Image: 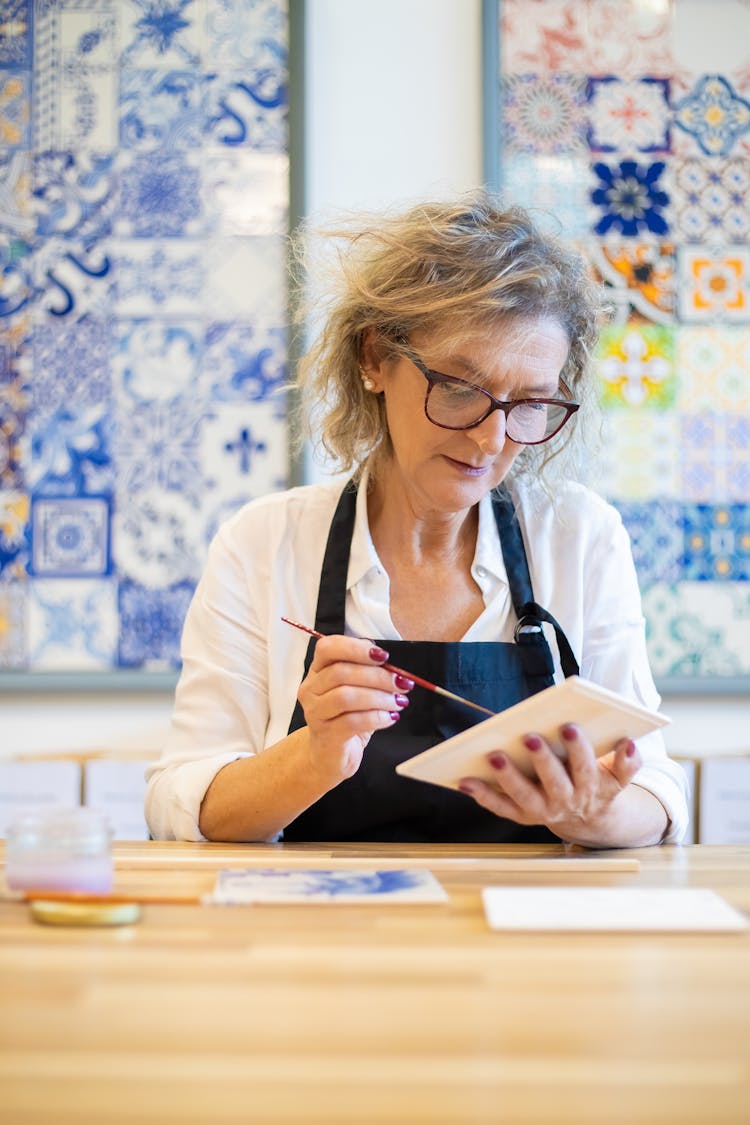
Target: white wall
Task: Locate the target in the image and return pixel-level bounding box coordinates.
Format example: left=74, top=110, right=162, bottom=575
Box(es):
left=1, top=0, right=747, bottom=761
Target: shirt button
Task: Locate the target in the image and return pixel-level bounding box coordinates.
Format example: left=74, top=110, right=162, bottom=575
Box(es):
left=476, top=566, right=487, bottom=579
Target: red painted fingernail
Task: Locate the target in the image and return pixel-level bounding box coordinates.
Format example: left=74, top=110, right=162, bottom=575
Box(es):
left=458, top=782, right=476, bottom=795
left=523, top=734, right=542, bottom=751
left=625, top=739, right=636, bottom=758
left=488, top=752, right=506, bottom=770
left=388, top=711, right=401, bottom=723
left=394, top=694, right=410, bottom=709
left=369, top=646, right=389, bottom=663
left=394, top=674, right=414, bottom=691
left=561, top=723, right=577, bottom=741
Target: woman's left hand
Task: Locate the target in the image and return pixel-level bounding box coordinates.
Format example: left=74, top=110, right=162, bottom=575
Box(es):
left=457, top=723, right=644, bottom=846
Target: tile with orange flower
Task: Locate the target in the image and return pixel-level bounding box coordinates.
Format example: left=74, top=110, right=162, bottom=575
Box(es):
left=589, top=240, right=675, bottom=325
left=676, top=326, right=750, bottom=411
left=677, top=246, right=750, bottom=322
left=596, top=322, right=676, bottom=408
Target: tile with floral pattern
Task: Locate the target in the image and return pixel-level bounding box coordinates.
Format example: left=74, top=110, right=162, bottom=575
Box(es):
left=676, top=326, right=750, bottom=411
left=116, top=151, right=204, bottom=239
left=27, top=406, right=113, bottom=497
left=112, top=486, right=205, bottom=589
left=642, top=581, right=750, bottom=679
left=201, top=320, right=287, bottom=403
left=597, top=412, right=680, bottom=500
left=672, top=75, right=750, bottom=158
left=680, top=414, right=750, bottom=502
left=29, top=578, right=117, bottom=669
left=596, top=323, right=676, bottom=409
left=613, top=500, right=685, bottom=589
left=501, top=74, right=587, bottom=155
left=112, top=239, right=205, bottom=316
left=119, top=0, right=205, bottom=69
left=677, top=246, right=750, bottom=322
left=681, top=504, right=750, bottom=581
left=32, top=151, right=117, bottom=244
left=588, top=241, right=675, bottom=325
left=32, top=319, right=113, bottom=419
left=590, top=159, right=669, bottom=238
left=500, top=0, right=672, bottom=78
left=672, top=157, right=750, bottom=244
left=29, top=496, right=111, bottom=577
left=117, top=578, right=195, bottom=668
left=587, top=77, right=671, bottom=155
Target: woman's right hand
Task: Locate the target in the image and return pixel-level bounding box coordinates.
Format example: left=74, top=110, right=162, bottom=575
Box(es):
left=297, top=634, right=412, bottom=784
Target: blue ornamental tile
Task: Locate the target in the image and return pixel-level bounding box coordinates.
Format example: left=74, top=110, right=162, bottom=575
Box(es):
left=202, top=320, right=287, bottom=403
left=0, top=492, right=29, bottom=579
left=32, top=151, right=117, bottom=244
left=680, top=413, right=750, bottom=503
left=32, top=319, right=113, bottom=418
left=206, top=70, right=287, bottom=153
left=119, top=68, right=212, bottom=152
left=116, top=151, right=204, bottom=238
left=590, top=160, right=669, bottom=237
left=0, top=1, right=32, bottom=67
left=613, top=500, right=684, bottom=590
left=0, top=68, right=31, bottom=149
left=115, top=318, right=203, bottom=402
left=29, top=495, right=111, bottom=578
left=28, top=406, right=114, bottom=497
left=112, top=486, right=205, bottom=588
left=681, top=504, right=750, bottom=581
left=119, top=0, right=204, bottom=69
left=113, top=397, right=203, bottom=505
left=0, top=578, right=27, bottom=668
left=112, top=239, right=205, bottom=314
left=33, top=1, right=118, bottom=150
left=587, top=77, right=671, bottom=155
left=29, top=577, right=118, bottom=669
left=200, top=401, right=287, bottom=510
left=117, top=577, right=194, bottom=668
left=673, top=76, right=750, bottom=158
left=30, top=237, right=114, bottom=322
left=204, top=0, right=286, bottom=70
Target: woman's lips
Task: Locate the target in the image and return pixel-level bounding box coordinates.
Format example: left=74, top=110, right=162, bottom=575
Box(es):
left=443, top=456, right=491, bottom=476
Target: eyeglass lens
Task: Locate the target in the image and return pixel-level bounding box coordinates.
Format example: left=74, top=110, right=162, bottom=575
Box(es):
left=426, top=380, right=571, bottom=443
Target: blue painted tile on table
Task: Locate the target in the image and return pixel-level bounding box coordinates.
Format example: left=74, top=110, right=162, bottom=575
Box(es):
left=673, top=76, right=750, bottom=158
left=590, top=160, right=670, bottom=237
left=680, top=504, right=750, bottom=581
left=0, top=1, right=32, bottom=67
left=29, top=495, right=111, bottom=578
left=117, top=577, right=195, bottom=668
left=28, top=406, right=114, bottom=497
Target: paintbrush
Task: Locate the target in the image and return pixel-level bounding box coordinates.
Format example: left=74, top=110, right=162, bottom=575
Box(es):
left=281, top=616, right=496, bottom=718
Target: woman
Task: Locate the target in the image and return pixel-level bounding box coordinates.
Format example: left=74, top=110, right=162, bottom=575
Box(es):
left=145, top=194, right=688, bottom=846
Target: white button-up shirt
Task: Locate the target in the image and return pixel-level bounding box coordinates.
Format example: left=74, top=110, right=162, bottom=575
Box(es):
left=145, top=475, right=689, bottom=843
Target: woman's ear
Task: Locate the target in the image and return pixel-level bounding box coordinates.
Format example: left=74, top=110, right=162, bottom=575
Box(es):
left=359, top=327, right=387, bottom=392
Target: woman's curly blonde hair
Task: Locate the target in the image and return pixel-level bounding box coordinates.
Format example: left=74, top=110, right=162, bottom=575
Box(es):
left=292, top=191, right=606, bottom=481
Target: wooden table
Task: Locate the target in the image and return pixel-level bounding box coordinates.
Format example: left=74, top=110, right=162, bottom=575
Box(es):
left=1, top=842, right=749, bottom=1125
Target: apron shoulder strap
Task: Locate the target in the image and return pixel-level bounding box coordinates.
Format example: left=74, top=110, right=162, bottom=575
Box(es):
left=491, top=487, right=580, bottom=679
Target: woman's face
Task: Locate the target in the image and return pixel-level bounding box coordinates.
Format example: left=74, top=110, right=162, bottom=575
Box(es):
left=367, top=315, right=571, bottom=515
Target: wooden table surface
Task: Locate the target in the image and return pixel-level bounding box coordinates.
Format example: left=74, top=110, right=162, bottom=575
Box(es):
left=1, top=842, right=749, bottom=1125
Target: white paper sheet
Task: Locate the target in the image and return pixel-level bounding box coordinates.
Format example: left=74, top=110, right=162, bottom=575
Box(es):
left=481, top=886, right=748, bottom=933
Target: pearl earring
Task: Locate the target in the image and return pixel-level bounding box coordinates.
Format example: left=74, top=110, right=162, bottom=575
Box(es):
left=359, top=366, right=375, bottom=392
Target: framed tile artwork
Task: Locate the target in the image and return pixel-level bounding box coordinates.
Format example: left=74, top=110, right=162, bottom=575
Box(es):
left=0, top=0, right=289, bottom=684
left=485, top=0, right=750, bottom=690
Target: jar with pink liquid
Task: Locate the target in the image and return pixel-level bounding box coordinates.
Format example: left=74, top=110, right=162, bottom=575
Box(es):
left=5, top=808, right=114, bottom=894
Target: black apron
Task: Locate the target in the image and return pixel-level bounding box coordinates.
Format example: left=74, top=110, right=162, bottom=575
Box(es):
left=284, top=480, right=579, bottom=843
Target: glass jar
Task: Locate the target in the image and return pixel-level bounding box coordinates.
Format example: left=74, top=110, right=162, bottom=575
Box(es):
left=5, top=807, right=114, bottom=894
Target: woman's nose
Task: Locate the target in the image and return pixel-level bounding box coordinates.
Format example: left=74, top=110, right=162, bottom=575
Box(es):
left=471, top=406, right=507, bottom=454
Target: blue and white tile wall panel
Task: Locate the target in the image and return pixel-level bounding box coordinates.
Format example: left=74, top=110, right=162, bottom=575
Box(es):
left=0, top=0, right=289, bottom=673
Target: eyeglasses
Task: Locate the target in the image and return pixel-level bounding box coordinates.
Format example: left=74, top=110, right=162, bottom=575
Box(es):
left=404, top=350, right=579, bottom=445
